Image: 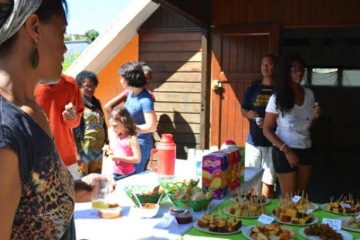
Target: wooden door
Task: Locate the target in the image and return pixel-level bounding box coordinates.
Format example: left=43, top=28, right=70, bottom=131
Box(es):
left=211, top=25, right=279, bottom=148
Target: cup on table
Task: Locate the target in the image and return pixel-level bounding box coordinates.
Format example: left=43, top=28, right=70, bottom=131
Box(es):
left=255, top=117, right=263, bottom=126
left=92, top=180, right=110, bottom=209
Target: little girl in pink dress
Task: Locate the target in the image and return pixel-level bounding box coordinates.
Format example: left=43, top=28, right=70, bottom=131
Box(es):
left=104, top=107, right=141, bottom=180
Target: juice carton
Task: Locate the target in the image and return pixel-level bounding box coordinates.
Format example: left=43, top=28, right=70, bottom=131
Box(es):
left=229, top=146, right=245, bottom=183
left=202, top=152, right=228, bottom=199
left=222, top=148, right=241, bottom=189
left=216, top=150, right=235, bottom=191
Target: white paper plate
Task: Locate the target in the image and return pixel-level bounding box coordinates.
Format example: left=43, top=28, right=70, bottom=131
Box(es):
left=312, top=203, right=320, bottom=211
left=230, top=196, right=271, bottom=205
left=242, top=225, right=257, bottom=240
left=299, top=227, right=354, bottom=240
left=321, top=203, right=359, bottom=215
left=335, top=216, right=360, bottom=233
left=242, top=225, right=295, bottom=240
left=274, top=216, right=319, bottom=226
left=223, top=207, right=263, bottom=219
left=193, top=221, right=242, bottom=235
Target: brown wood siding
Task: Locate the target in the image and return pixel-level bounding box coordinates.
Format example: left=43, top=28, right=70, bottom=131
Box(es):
left=140, top=7, right=200, bottom=30
left=140, top=32, right=203, bottom=159
left=211, top=0, right=360, bottom=27
left=153, top=0, right=211, bottom=26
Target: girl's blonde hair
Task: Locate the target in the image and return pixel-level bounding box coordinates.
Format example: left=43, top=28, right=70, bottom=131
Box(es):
left=108, top=107, right=136, bottom=136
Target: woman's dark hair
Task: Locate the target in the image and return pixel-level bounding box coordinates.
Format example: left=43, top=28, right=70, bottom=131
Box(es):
left=274, top=53, right=306, bottom=115
left=140, top=61, right=152, bottom=81
left=76, top=70, right=99, bottom=87
left=118, top=61, right=147, bottom=88
left=108, top=106, right=136, bottom=136
left=0, top=0, right=68, bottom=53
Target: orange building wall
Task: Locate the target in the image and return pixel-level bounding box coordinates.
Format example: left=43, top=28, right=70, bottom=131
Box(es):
left=96, top=34, right=139, bottom=118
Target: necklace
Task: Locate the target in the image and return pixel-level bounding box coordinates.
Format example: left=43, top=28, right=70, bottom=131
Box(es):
left=0, top=86, right=49, bottom=121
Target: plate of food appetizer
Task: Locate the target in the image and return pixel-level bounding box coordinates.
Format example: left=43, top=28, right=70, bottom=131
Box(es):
left=242, top=223, right=295, bottom=240
left=337, top=216, right=360, bottom=232
left=277, top=194, right=319, bottom=211
left=194, top=213, right=242, bottom=234
left=274, top=215, right=318, bottom=226
left=230, top=192, right=270, bottom=205
left=223, top=201, right=267, bottom=219
left=321, top=197, right=360, bottom=215
left=272, top=194, right=319, bottom=226
left=299, top=223, right=353, bottom=240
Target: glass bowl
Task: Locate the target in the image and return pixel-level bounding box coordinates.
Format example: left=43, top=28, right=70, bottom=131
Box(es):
left=168, top=193, right=212, bottom=211
left=158, top=177, right=200, bottom=193
left=124, top=185, right=164, bottom=204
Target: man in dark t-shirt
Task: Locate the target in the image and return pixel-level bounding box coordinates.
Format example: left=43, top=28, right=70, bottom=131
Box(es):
left=241, top=54, right=277, bottom=198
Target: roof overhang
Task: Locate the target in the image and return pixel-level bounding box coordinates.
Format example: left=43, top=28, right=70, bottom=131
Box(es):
left=65, top=0, right=160, bottom=77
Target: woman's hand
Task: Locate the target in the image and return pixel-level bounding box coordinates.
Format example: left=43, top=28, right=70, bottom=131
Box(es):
left=75, top=174, right=116, bottom=203
left=285, top=150, right=300, bottom=168
left=102, top=145, right=114, bottom=157
left=257, top=118, right=264, bottom=128
left=247, top=110, right=259, bottom=119
left=309, top=106, right=323, bottom=119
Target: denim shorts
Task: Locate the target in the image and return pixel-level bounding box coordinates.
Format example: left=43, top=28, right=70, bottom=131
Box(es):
left=134, top=141, right=153, bottom=174
left=272, top=146, right=313, bottom=173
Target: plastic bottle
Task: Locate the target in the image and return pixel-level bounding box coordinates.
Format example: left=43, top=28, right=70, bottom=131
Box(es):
left=195, top=149, right=203, bottom=178
left=187, top=148, right=195, bottom=176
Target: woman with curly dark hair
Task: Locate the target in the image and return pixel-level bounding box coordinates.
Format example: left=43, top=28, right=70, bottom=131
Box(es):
left=263, top=54, right=322, bottom=197
left=74, top=70, right=108, bottom=177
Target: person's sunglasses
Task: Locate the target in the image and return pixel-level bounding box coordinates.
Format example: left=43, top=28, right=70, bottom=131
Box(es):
left=291, top=67, right=305, bottom=73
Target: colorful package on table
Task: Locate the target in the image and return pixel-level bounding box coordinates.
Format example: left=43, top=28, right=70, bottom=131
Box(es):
left=216, top=149, right=240, bottom=191
left=202, top=152, right=228, bottom=199
left=229, top=146, right=245, bottom=183
left=221, top=148, right=241, bottom=189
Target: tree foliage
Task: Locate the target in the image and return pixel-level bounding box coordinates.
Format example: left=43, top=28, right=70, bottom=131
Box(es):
left=62, top=53, right=81, bottom=71
left=85, top=29, right=100, bottom=42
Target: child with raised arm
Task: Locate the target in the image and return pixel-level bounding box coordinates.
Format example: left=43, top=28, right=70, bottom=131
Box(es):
left=104, top=107, right=141, bottom=180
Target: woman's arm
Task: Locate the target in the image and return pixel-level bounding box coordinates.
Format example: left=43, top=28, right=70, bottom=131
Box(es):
left=263, top=112, right=299, bottom=168
left=263, top=112, right=283, bottom=148
left=0, top=148, right=21, bottom=239
left=97, top=100, right=109, bottom=144
left=241, top=108, right=259, bottom=119
left=104, top=90, right=128, bottom=115
left=111, top=135, right=141, bottom=164
left=136, top=111, right=157, bottom=133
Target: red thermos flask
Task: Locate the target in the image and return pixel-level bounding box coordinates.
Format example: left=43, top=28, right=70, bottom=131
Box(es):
left=149, top=134, right=176, bottom=176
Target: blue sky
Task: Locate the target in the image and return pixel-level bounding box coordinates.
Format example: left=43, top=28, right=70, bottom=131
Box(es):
left=66, top=0, right=132, bottom=34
